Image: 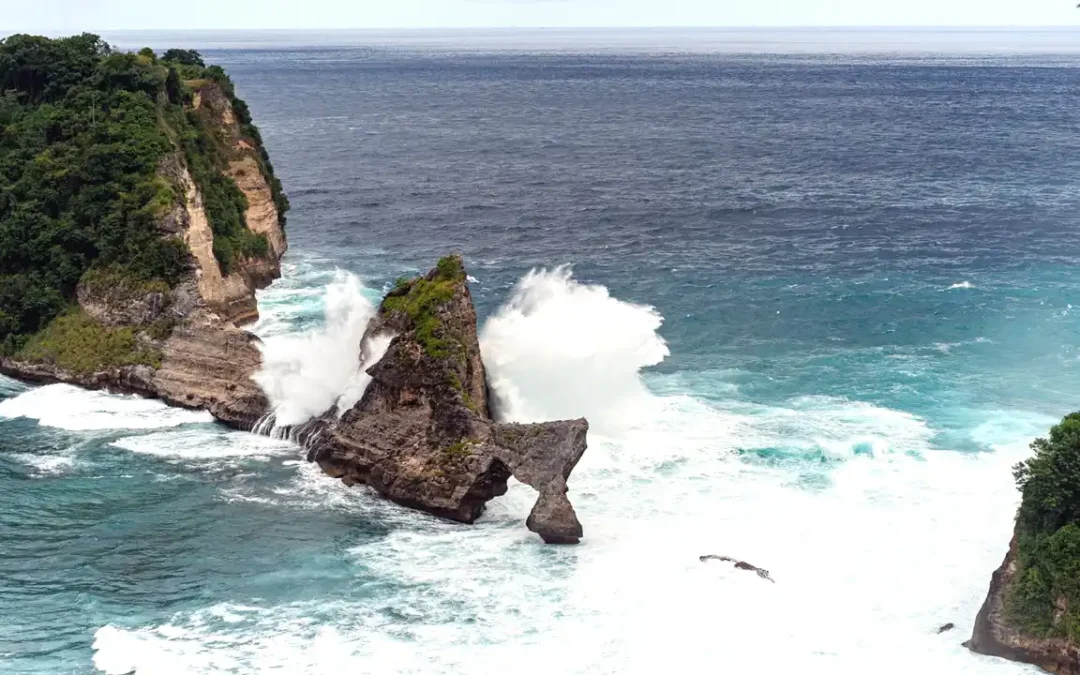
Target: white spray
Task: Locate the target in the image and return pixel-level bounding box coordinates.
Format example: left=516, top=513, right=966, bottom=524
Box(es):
left=90, top=266, right=1036, bottom=675
left=253, top=272, right=391, bottom=428
left=480, top=267, right=670, bottom=433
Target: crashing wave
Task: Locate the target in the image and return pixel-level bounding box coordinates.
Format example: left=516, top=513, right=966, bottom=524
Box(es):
left=0, top=384, right=212, bottom=431
left=480, top=266, right=669, bottom=433
left=253, top=272, right=390, bottom=428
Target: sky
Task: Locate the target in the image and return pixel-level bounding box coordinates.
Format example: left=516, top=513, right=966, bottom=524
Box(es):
left=2, top=0, right=1079, bottom=32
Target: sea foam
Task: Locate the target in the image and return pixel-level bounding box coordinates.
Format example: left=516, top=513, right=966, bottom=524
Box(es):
left=112, top=429, right=296, bottom=468
left=90, top=268, right=1034, bottom=675
left=253, top=271, right=389, bottom=427
left=0, top=384, right=212, bottom=431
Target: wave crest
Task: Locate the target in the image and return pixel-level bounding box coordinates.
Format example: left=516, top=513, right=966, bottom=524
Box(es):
left=480, top=267, right=669, bottom=433
left=253, top=272, right=388, bottom=427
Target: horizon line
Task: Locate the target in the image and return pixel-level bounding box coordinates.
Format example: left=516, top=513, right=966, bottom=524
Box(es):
left=6, top=25, right=1080, bottom=34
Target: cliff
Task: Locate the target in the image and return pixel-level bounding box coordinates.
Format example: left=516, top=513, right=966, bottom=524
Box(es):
left=968, top=414, right=1080, bottom=673
left=0, top=36, right=285, bottom=430
left=305, top=256, right=589, bottom=544
left=0, top=36, right=589, bottom=543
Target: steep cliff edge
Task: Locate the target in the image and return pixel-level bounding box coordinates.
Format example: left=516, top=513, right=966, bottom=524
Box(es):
left=0, top=37, right=285, bottom=430
left=0, top=36, right=588, bottom=542
left=306, top=255, right=589, bottom=544
left=968, top=414, right=1080, bottom=673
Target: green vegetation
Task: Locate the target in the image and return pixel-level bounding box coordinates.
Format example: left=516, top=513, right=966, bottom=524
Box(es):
left=80, top=266, right=170, bottom=299
left=382, top=255, right=467, bottom=360
left=204, top=67, right=290, bottom=229
left=442, top=440, right=475, bottom=462
left=1007, top=413, right=1080, bottom=639
left=0, top=34, right=287, bottom=353
left=17, top=309, right=161, bottom=374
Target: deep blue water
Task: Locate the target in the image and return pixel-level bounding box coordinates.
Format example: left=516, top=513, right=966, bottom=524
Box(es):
left=224, top=48, right=1080, bottom=421
left=3, top=36, right=1079, bottom=674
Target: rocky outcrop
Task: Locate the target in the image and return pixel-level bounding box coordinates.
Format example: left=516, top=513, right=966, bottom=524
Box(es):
left=491, top=421, right=588, bottom=543
left=306, top=256, right=589, bottom=543
left=154, top=306, right=270, bottom=429
left=0, top=86, right=283, bottom=433
left=966, top=534, right=1080, bottom=673
left=700, top=555, right=776, bottom=583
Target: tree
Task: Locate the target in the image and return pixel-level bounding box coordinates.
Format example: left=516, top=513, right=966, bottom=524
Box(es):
left=161, top=49, right=204, bottom=68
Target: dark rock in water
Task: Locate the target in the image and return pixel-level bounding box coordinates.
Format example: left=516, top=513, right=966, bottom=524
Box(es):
left=306, top=255, right=589, bottom=543
left=937, top=623, right=955, bottom=634
left=700, top=554, right=775, bottom=583
left=492, top=421, right=587, bottom=544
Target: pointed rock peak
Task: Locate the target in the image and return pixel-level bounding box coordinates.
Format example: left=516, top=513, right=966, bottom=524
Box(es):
left=377, top=254, right=469, bottom=348
left=306, top=255, right=590, bottom=544
left=362, top=253, right=488, bottom=421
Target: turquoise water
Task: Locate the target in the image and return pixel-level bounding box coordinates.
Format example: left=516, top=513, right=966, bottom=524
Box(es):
left=4, top=34, right=1080, bottom=674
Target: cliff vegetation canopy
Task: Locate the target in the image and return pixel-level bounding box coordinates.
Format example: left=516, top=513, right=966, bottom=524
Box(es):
left=1008, top=412, right=1080, bottom=640
left=0, top=34, right=288, bottom=354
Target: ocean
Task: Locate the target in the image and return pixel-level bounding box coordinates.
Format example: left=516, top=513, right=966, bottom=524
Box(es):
left=2, top=29, right=1079, bottom=674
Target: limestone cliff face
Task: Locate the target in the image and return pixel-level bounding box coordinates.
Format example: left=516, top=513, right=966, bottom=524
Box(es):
left=968, top=534, right=1080, bottom=673
left=189, top=80, right=287, bottom=324
left=154, top=304, right=270, bottom=429
left=305, top=256, right=589, bottom=544
left=173, top=161, right=259, bottom=324
left=0, top=85, right=283, bottom=432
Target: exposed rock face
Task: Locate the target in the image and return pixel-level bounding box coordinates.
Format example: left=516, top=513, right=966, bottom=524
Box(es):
left=189, top=80, right=287, bottom=325
left=175, top=161, right=259, bottom=325
left=76, top=279, right=168, bottom=328
left=306, top=256, right=589, bottom=543
left=154, top=306, right=270, bottom=429
left=0, top=86, right=283, bottom=433
left=967, top=534, right=1080, bottom=673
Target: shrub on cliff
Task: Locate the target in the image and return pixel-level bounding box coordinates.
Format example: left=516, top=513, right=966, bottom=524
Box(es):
left=1015, top=414, right=1080, bottom=535
left=383, top=255, right=467, bottom=360
left=18, top=310, right=161, bottom=373
left=1008, top=413, right=1080, bottom=639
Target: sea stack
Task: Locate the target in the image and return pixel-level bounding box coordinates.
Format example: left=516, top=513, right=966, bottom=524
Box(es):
left=305, top=255, right=590, bottom=544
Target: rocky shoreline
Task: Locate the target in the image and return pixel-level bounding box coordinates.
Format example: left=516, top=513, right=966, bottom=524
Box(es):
left=1, top=255, right=592, bottom=543
left=966, top=413, right=1080, bottom=674
left=1, top=75, right=283, bottom=433
left=966, top=535, right=1080, bottom=674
